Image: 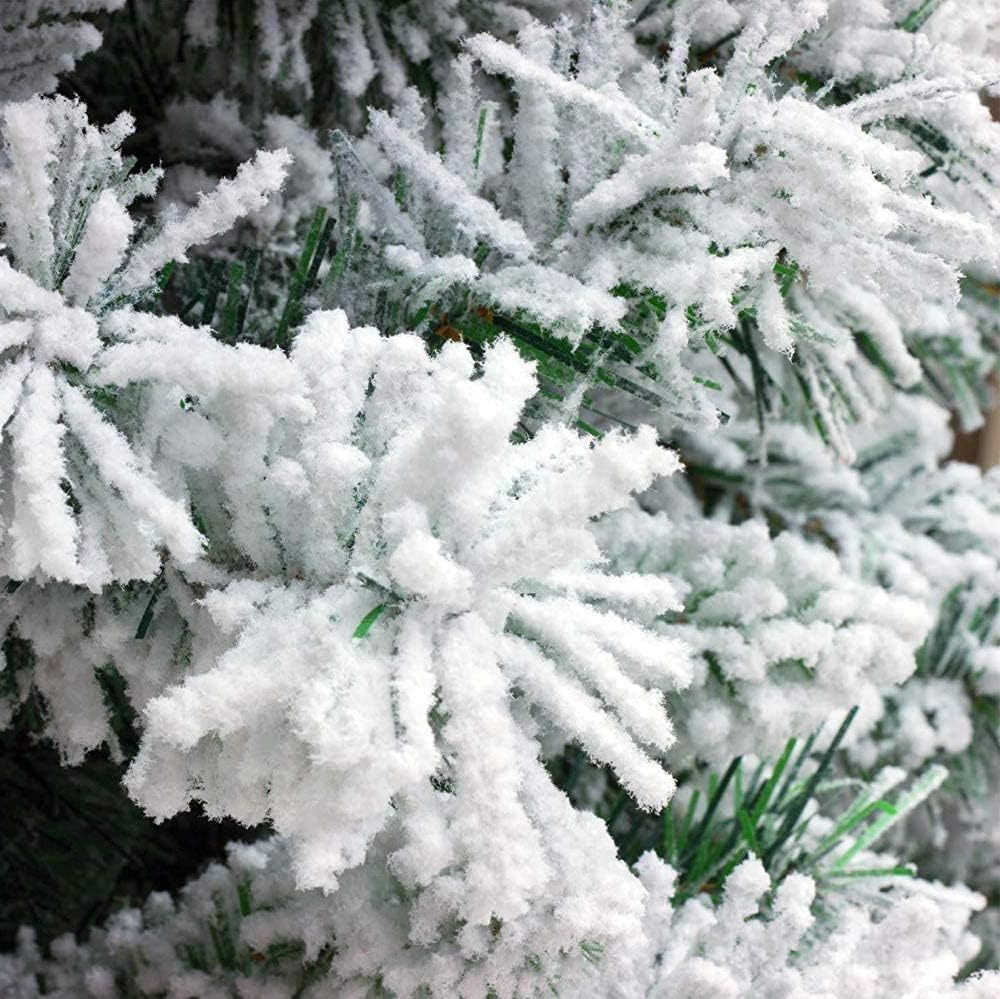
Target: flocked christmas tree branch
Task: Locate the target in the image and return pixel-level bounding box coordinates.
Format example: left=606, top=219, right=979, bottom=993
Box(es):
left=0, top=1, right=998, bottom=996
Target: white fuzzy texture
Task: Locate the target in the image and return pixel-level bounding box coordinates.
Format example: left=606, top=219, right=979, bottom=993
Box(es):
left=117, top=312, right=688, bottom=974
left=0, top=3, right=124, bottom=105
left=61, top=189, right=134, bottom=305
left=345, top=1, right=997, bottom=433
left=2, top=836, right=996, bottom=999
left=581, top=853, right=998, bottom=998
left=0, top=97, right=292, bottom=587
left=369, top=109, right=535, bottom=260
left=0, top=831, right=646, bottom=998
left=689, top=390, right=1000, bottom=777
left=598, top=504, right=929, bottom=762
left=0, top=97, right=56, bottom=283
left=115, top=148, right=291, bottom=297
left=6, top=366, right=79, bottom=582
left=0, top=3, right=998, bottom=993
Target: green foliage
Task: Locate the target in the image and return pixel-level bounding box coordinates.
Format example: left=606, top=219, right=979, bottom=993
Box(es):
left=555, top=706, right=952, bottom=908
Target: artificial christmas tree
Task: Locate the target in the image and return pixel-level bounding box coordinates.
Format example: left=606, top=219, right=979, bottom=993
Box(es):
left=0, top=1, right=998, bottom=996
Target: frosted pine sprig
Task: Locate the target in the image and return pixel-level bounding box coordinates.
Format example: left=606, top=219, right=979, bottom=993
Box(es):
left=122, top=312, right=690, bottom=929
left=581, top=851, right=999, bottom=998
left=597, top=501, right=929, bottom=763
left=0, top=831, right=638, bottom=997
left=3, top=830, right=996, bottom=999
left=0, top=569, right=233, bottom=763
left=0, top=2, right=124, bottom=105
left=0, top=2, right=997, bottom=994
left=673, top=390, right=1000, bottom=777
left=0, top=96, right=291, bottom=589
left=327, top=0, right=995, bottom=440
